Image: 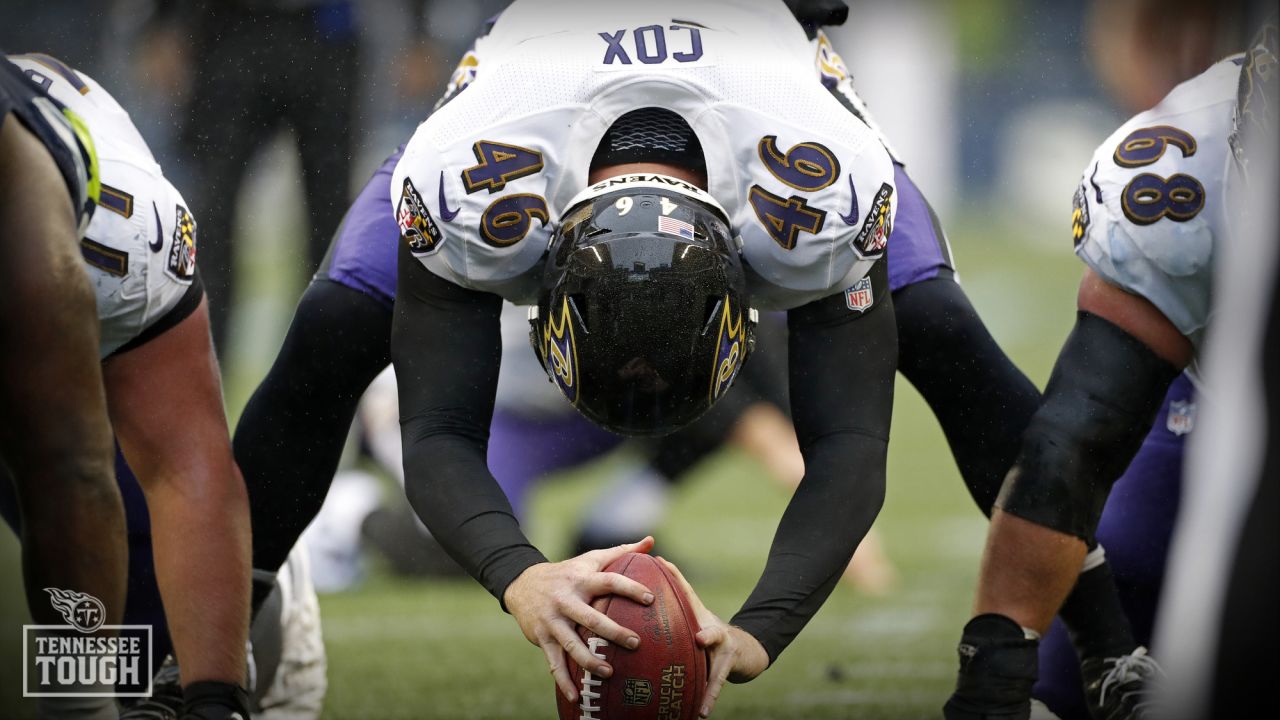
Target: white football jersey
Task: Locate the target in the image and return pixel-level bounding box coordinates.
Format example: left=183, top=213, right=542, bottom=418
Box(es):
left=392, top=0, right=897, bottom=310
left=1072, top=55, right=1242, bottom=353
left=11, top=55, right=199, bottom=358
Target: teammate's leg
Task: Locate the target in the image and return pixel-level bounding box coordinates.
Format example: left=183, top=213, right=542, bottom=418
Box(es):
left=893, top=277, right=1041, bottom=510
left=1034, top=377, right=1189, bottom=719
left=886, top=159, right=1042, bottom=512
left=489, top=410, right=625, bottom=517
left=114, top=452, right=177, bottom=675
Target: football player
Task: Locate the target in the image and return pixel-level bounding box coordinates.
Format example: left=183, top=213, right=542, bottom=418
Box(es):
left=1030, top=2, right=1236, bottom=716
left=234, top=1, right=1167, bottom=713
left=231, top=1, right=1044, bottom=713
left=0, top=52, right=126, bottom=718
left=3, top=54, right=253, bottom=720
left=943, top=22, right=1279, bottom=720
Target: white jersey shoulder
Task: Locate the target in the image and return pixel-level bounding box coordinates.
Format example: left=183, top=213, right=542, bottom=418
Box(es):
left=11, top=55, right=197, bottom=358
left=1072, top=55, right=1241, bottom=352
left=392, top=0, right=897, bottom=310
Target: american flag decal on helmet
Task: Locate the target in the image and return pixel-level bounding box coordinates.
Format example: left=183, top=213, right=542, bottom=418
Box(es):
left=657, top=215, right=695, bottom=240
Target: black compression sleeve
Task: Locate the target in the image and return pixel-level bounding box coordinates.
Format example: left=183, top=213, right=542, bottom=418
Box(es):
left=391, top=243, right=547, bottom=605
left=730, top=262, right=896, bottom=662
left=997, top=311, right=1182, bottom=541
left=234, top=278, right=392, bottom=574
left=893, top=277, right=1042, bottom=515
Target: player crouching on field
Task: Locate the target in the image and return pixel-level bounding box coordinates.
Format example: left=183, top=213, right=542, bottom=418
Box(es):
left=0, top=54, right=253, bottom=719
left=944, top=20, right=1279, bottom=720
left=1, top=52, right=128, bottom=720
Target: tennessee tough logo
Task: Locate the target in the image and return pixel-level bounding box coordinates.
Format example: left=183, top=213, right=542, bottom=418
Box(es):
left=44, top=587, right=105, bottom=633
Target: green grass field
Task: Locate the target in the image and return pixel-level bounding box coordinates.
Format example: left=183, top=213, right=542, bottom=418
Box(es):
left=0, top=204, right=1082, bottom=718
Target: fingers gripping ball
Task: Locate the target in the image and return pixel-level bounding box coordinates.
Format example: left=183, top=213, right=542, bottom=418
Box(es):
left=556, top=553, right=708, bottom=720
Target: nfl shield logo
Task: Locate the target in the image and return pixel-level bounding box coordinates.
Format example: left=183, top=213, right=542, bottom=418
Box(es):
left=845, top=276, right=874, bottom=312
left=622, top=678, right=652, bottom=706
left=1166, top=399, right=1197, bottom=436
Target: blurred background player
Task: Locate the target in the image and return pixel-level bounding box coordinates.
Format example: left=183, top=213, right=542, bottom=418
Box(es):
left=131, top=0, right=506, bottom=357
left=944, top=10, right=1265, bottom=720
left=136, top=0, right=360, bottom=352
left=0, top=52, right=126, bottom=719
left=0, top=53, right=252, bottom=719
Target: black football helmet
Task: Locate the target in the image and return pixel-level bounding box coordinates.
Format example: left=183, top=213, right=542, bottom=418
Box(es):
left=529, top=174, right=756, bottom=436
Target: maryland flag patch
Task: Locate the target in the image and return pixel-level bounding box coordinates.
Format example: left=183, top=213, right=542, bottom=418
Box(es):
left=167, top=204, right=197, bottom=281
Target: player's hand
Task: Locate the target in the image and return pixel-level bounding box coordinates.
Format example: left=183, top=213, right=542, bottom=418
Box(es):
left=657, top=557, right=769, bottom=717
left=504, top=536, right=657, bottom=703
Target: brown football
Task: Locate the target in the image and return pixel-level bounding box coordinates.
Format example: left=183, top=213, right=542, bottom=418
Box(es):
left=556, top=553, right=708, bottom=720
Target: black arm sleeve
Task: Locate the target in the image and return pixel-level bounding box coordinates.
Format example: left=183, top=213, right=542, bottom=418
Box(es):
left=391, top=242, right=547, bottom=605
left=893, top=277, right=1042, bottom=515
left=730, top=261, right=896, bottom=662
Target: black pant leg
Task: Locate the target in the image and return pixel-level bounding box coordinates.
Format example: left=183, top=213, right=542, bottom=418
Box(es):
left=285, top=32, right=357, bottom=275
left=181, top=11, right=278, bottom=352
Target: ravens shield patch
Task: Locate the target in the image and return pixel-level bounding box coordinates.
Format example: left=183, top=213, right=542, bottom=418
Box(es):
left=397, top=177, right=443, bottom=254
left=853, top=182, right=892, bottom=258
left=167, top=204, right=197, bottom=282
